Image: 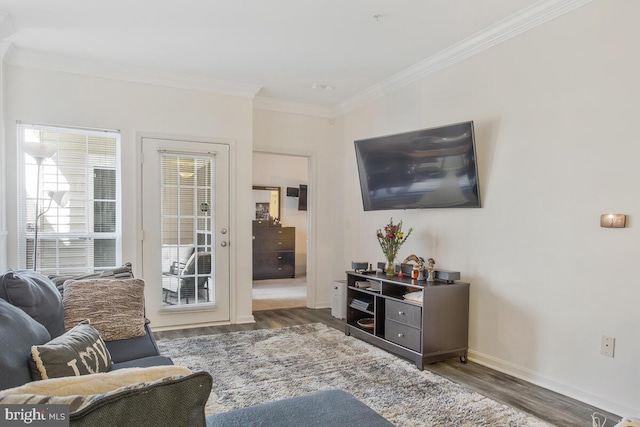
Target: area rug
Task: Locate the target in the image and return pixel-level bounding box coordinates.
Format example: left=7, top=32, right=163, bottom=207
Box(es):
left=157, top=323, right=550, bottom=427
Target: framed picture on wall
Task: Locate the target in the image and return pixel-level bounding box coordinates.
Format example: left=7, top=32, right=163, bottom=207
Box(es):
left=256, top=203, right=270, bottom=220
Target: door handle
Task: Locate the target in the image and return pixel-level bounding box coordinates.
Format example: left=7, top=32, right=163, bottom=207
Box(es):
left=220, top=241, right=228, bottom=247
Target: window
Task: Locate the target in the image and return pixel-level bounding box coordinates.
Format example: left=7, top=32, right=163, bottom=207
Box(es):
left=17, top=124, right=122, bottom=274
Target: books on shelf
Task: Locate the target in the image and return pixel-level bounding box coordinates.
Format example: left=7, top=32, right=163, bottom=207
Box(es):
left=403, top=291, right=423, bottom=305
left=349, top=298, right=371, bottom=311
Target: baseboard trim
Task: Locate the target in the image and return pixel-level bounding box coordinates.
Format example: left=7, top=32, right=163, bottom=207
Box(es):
left=312, top=301, right=331, bottom=310
left=235, top=314, right=256, bottom=324
left=468, top=349, right=632, bottom=417
left=152, top=320, right=231, bottom=332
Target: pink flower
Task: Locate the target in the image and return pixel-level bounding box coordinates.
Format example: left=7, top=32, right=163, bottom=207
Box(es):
left=375, top=218, right=413, bottom=262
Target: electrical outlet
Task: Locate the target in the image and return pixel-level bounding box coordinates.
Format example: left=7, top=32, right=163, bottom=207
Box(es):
left=601, top=335, right=615, bottom=358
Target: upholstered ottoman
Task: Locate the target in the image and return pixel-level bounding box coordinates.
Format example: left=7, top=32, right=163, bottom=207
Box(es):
left=206, top=389, right=393, bottom=427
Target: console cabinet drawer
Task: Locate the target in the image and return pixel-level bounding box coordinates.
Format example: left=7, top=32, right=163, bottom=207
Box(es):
left=385, top=320, right=421, bottom=352
left=385, top=300, right=421, bottom=329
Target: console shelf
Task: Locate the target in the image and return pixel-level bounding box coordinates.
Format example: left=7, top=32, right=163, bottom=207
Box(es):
left=345, top=271, right=469, bottom=370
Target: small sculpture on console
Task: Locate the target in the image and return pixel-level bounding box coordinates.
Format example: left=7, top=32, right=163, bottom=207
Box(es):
left=402, top=254, right=427, bottom=281
left=426, top=258, right=436, bottom=282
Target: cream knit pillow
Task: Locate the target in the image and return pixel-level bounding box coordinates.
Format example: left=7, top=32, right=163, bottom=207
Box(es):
left=63, top=279, right=146, bottom=341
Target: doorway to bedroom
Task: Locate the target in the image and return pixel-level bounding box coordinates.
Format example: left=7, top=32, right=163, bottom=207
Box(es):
left=252, top=152, right=308, bottom=312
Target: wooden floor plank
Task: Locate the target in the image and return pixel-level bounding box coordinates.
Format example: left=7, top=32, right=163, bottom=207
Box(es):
left=154, top=307, right=618, bottom=427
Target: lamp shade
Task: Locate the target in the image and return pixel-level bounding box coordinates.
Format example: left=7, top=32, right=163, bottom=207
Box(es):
left=47, top=191, right=70, bottom=208
left=23, top=142, right=57, bottom=160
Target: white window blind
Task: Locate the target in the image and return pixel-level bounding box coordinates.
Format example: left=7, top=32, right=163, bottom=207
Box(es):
left=160, top=153, right=214, bottom=305
left=17, top=123, right=122, bottom=274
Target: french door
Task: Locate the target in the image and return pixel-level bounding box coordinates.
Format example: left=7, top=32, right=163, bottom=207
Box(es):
left=141, top=137, right=230, bottom=328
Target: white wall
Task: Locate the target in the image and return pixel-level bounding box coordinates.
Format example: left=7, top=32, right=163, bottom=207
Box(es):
left=253, top=152, right=308, bottom=276
left=4, top=65, right=256, bottom=325
left=339, top=0, right=639, bottom=416
left=0, top=50, right=7, bottom=272
left=253, top=110, right=339, bottom=308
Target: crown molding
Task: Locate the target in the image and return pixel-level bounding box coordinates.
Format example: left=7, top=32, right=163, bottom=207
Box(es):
left=5, top=48, right=262, bottom=99
left=253, top=96, right=333, bottom=118
left=6, top=47, right=329, bottom=117
left=2, top=0, right=594, bottom=116
left=333, top=0, right=595, bottom=116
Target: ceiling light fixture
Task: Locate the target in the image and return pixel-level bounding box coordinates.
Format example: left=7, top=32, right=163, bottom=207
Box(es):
left=311, top=83, right=333, bottom=91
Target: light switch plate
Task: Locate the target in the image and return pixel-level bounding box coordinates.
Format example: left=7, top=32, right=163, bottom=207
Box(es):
left=600, top=214, right=626, bottom=228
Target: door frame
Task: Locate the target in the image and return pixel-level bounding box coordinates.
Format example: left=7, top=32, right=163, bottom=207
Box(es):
left=252, top=148, right=317, bottom=309
left=136, top=132, right=238, bottom=328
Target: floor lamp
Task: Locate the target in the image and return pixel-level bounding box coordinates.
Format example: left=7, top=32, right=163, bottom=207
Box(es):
left=23, top=142, right=69, bottom=271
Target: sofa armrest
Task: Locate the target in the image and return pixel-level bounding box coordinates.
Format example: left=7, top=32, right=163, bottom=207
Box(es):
left=0, top=366, right=192, bottom=396
left=0, top=367, right=212, bottom=427
left=70, top=371, right=212, bottom=427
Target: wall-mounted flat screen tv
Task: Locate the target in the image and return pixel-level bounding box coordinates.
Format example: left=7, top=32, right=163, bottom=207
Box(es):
left=354, top=121, right=481, bottom=211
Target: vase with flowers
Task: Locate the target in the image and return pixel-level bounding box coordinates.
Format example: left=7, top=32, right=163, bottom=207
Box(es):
left=376, top=218, right=413, bottom=277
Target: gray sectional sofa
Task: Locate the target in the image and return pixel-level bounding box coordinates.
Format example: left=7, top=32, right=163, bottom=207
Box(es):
left=0, top=269, right=211, bottom=426
left=0, top=269, right=173, bottom=390
left=0, top=269, right=393, bottom=427
left=205, top=389, right=394, bottom=427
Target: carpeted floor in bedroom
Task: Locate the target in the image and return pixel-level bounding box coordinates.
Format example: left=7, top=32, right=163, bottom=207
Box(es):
left=252, top=276, right=306, bottom=311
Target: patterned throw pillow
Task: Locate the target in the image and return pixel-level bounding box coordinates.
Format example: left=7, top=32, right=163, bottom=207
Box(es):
left=62, top=278, right=146, bottom=341
left=30, top=322, right=113, bottom=380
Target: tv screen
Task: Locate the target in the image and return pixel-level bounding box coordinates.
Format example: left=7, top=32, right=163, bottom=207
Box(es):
left=354, top=121, right=480, bottom=211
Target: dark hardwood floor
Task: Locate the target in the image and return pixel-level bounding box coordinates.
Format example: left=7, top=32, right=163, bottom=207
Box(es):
left=154, top=307, right=619, bottom=427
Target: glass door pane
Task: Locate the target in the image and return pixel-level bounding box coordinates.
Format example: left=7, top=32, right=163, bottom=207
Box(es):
left=160, top=154, right=214, bottom=306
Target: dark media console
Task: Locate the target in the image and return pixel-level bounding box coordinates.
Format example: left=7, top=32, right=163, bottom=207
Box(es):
left=345, top=271, right=469, bottom=369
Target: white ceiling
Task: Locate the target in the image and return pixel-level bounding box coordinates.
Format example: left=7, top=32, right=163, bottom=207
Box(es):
left=0, top=1, right=590, bottom=115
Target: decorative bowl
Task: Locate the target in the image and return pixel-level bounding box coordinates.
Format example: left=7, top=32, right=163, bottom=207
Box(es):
left=357, top=318, right=375, bottom=330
